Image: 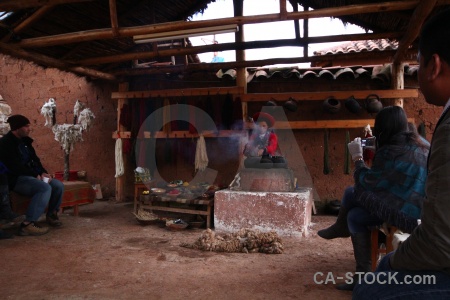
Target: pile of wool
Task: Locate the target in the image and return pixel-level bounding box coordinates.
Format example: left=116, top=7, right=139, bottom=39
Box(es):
left=180, top=228, right=283, bottom=254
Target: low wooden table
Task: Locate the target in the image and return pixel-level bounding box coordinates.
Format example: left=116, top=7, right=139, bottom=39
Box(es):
left=139, top=194, right=214, bottom=229
left=134, top=182, right=155, bottom=213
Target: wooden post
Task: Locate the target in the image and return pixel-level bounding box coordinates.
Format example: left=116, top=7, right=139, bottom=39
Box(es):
left=115, top=82, right=129, bottom=202
left=391, top=62, right=404, bottom=107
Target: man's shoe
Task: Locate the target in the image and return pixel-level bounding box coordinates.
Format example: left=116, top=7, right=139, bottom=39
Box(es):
left=0, top=229, right=14, bottom=239
left=19, top=222, right=49, bottom=236
left=0, top=215, right=26, bottom=229
left=46, top=213, right=62, bottom=227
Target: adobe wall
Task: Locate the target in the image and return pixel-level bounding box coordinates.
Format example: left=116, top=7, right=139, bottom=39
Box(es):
left=0, top=54, right=442, bottom=207
left=0, top=54, right=117, bottom=198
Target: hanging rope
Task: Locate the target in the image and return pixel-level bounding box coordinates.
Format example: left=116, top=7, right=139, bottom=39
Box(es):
left=115, top=138, right=124, bottom=177
left=195, top=134, right=208, bottom=172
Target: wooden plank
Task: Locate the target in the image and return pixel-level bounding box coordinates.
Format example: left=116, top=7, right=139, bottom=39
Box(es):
left=111, top=86, right=244, bottom=99
left=393, top=0, right=438, bottom=64
left=240, top=89, right=418, bottom=102
left=141, top=205, right=209, bottom=216
left=16, top=1, right=427, bottom=48
left=112, top=118, right=415, bottom=138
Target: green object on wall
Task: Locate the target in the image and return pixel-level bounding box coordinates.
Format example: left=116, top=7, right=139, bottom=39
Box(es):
left=323, top=130, right=330, bottom=174
left=344, top=131, right=351, bottom=174
left=418, top=122, right=426, bottom=139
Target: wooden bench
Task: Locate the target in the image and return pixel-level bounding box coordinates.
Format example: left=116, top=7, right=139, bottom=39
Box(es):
left=370, top=224, right=397, bottom=271
left=10, top=180, right=96, bottom=216
left=139, top=194, right=214, bottom=229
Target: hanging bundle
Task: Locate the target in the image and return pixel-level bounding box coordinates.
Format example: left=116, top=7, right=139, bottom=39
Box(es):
left=195, top=134, right=209, bottom=172
left=77, top=108, right=95, bottom=130
left=73, top=99, right=84, bottom=124
left=40, top=98, right=57, bottom=127
left=115, top=138, right=124, bottom=178
left=52, top=124, right=84, bottom=154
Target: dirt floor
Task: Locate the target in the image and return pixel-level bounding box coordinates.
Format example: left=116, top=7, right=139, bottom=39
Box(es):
left=0, top=200, right=355, bottom=300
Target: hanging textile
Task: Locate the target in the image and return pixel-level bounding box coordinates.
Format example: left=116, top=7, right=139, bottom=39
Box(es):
left=115, top=138, right=124, bottom=177
left=195, top=134, right=209, bottom=172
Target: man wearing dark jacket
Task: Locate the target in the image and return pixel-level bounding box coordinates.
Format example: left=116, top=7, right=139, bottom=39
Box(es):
left=0, top=115, right=64, bottom=236
left=0, top=162, right=25, bottom=239
left=353, top=8, right=450, bottom=299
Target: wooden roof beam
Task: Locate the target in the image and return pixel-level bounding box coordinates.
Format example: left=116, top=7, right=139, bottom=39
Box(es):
left=0, top=42, right=117, bottom=81
left=1, top=4, right=55, bottom=43
left=393, top=0, right=438, bottom=64
left=109, top=0, right=119, bottom=38
left=15, top=0, right=439, bottom=48
left=77, top=31, right=403, bottom=66
left=0, top=0, right=96, bottom=11
left=111, top=49, right=418, bottom=77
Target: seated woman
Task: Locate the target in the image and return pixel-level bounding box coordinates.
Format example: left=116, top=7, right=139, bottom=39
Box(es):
left=317, top=106, right=429, bottom=290
left=243, top=112, right=286, bottom=169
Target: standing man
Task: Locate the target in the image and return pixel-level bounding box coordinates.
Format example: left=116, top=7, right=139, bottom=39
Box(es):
left=353, top=8, right=450, bottom=299
left=0, top=114, right=64, bottom=236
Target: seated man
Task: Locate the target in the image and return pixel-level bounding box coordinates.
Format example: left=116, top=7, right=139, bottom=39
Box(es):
left=0, top=115, right=64, bottom=236
left=243, top=112, right=287, bottom=169
left=0, top=163, right=25, bottom=239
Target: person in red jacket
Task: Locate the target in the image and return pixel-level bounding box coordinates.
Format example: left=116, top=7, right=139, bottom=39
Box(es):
left=243, top=112, right=286, bottom=168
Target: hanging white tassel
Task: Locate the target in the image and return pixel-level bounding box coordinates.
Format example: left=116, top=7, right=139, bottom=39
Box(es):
left=40, top=98, right=56, bottom=127
left=195, top=134, right=208, bottom=172
left=77, top=108, right=95, bottom=130
left=115, top=138, right=124, bottom=177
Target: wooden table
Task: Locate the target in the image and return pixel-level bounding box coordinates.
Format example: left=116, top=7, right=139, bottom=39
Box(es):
left=134, top=182, right=155, bottom=213
left=139, top=194, right=214, bottom=229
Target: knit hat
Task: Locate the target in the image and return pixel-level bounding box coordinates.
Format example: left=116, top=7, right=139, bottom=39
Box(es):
left=7, top=114, right=30, bottom=131
left=252, top=112, right=275, bottom=128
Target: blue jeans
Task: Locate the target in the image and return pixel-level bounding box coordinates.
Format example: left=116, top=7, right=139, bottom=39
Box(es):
left=353, top=252, right=450, bottom=299
left=13, top=176, right=64, bottom=222
left=341, top=186, right=383, bottom=234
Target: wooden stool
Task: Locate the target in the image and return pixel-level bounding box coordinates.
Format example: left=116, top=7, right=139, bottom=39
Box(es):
left=370, top=223, right=397, bottom=271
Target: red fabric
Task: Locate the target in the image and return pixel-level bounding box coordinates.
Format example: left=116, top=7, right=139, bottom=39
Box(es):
left=363, top=132, right=375, bottom=161
left=246, top=132, right=278, bottom=156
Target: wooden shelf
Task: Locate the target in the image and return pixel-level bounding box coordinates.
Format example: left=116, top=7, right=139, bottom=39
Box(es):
left=111, top=86, right=244, bottom=99
left=112, top=130, right=248, bottom=139
left=112, top=118, right=414, bottom=138
left=240, top=89, right=418, bottom=102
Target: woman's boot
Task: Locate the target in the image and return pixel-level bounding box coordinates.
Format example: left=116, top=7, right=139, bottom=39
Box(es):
left=337, top=231, right=372, bottom=291
left=317, top=207, right=350, bottom=239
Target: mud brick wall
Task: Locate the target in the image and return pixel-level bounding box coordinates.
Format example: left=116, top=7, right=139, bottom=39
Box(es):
left=0, top=54, right=117, bottom=198
left=214, top=189, right=312, bottom=236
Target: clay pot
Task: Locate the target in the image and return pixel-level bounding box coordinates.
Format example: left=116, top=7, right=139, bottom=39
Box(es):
left=323, top=97, right=341, bottom=114
left=283, top=97, right=298, bottom=112
left=344, top=96, right=362, bottom=114
left=265, top=100, right=277, bottom=107
left=365, top=94, right=383, bottom=114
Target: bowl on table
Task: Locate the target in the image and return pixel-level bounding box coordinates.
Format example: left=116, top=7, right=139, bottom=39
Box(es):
left=166, top=219, right=188, bottom=231
left=151, top=188, right=166, bottom=195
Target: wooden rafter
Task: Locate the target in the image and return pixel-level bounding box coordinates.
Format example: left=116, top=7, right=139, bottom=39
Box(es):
left=0, top=4, right=56, bottom=43
left=0, top=0, right=96, bottom=11
left=77, top=32, right=403, bottom=66
left=393, top=0, right=438, bottom=63
left=15, top=1, right=430, bottom=48
left=0, top=42, right=116, bottom=80
left=112, top=49, right=418, bottom=77
left=109, top=0, right=119, bottom=38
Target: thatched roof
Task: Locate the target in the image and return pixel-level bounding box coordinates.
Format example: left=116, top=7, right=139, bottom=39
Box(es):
left=0, top=0, right=448, bottom=81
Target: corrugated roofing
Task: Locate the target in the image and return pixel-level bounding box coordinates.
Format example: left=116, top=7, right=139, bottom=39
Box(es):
left=313, top=39, right=399, bottom=56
